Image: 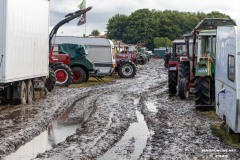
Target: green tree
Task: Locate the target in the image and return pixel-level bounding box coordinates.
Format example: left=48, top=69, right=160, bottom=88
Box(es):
left=154, top=37, right=172, bottom=48
left=106, top=14, right=128, bottom=40
left=91, top=29, right=100, bottom=36
left=107, top=9, right=233, bottom=50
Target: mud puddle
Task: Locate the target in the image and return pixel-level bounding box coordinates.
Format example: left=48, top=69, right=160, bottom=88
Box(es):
left=4, top=100, right=94, bottom=160
left=145, top=101, right=158, bottom=113
left=98, top=110, right=150, bottom=160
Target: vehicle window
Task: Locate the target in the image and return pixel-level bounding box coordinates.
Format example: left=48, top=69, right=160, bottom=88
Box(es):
left=228, top=55, right=235, bottom=82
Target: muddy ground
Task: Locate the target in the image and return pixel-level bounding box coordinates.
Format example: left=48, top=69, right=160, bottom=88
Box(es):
left=0, top=59, right=239, bottom=160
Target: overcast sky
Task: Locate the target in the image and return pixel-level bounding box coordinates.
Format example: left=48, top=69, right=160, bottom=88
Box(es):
left=50, top=0, right=239, bottom=36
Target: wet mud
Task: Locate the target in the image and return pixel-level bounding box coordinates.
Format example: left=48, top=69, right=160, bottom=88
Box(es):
left=1, top=59, right=239, bottom=160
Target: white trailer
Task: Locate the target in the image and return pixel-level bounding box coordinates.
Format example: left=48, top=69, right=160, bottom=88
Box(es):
left=0, top=0, right=50, bottom=104
left=54, top=36, right=116, bottom=76
left=215, top=26, right=240, bottom=133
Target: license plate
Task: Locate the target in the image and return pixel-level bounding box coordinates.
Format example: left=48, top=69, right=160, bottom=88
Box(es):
left=169, top=67, right=177, bottom=71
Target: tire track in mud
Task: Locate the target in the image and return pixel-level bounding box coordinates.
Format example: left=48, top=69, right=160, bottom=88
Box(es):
left=138, top=80, right=240, bottom=159
left=34, top=59, right=166, bottom=159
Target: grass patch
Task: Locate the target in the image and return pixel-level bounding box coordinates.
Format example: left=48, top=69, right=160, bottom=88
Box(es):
left=211, top=123, right=240, bottom=149
left=69, top=75, right=120, bottom=88
left=197, top=110, right=220, bottom=119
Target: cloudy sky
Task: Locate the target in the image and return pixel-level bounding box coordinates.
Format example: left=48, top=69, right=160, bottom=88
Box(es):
left=50, top=0, right=239, bottom=36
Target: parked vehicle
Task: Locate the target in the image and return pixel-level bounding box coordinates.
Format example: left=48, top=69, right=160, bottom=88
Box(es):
left=52, top=43, right=98, bottom=83
left=215, top=26, right=240, bottom=134
left=177, top=18, right=236, bottom=108
left=115, top=49, right=137, bottom=78
left=0, top=0, right=51, bottom=104
left=49, top=7, right=93, bottom=86
left=168, top=39, right=186, bottom=95
left=55, top=36, right=116, bottom=77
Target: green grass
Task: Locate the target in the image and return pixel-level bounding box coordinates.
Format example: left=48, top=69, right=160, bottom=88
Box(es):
left=69, top=75, right=119, bottom=88
left=211, top=123, right=240, bottom=149
left=197, top=110, right=220, bottom=119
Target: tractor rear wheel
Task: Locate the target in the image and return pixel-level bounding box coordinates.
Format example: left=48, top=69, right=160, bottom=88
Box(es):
left=71, top=66, right=87, bottom=83
left=52, top=63, right=73, bottom=87
left=195, top=77, right=213, bottom=108
left=178, top=78, right=189, bottom=99
left=118, top=62, right=136, bottom=78
left=168, top=71, right=177, bottom=95
left=178, top=62, right=190, bottom=82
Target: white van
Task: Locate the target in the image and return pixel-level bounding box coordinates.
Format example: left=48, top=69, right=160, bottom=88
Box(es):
left=54, top=36, right=116, bottom=76
left=215, top=26, right=240, bottom=133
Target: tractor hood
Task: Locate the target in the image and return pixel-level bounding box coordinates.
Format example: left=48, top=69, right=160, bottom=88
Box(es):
left=58, top=43, right=88, bottom=60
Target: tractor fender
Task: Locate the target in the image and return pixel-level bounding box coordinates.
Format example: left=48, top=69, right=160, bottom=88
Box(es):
left=49, top=62, right=64, bottom=68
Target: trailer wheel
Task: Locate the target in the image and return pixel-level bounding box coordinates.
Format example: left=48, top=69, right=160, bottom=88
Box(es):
left=178, top=62, right=190, bottom=82
left=45, top=68, right=56, bottom=92
left=168, top=71, right=177, bottom=95
left=118, top=62, right=136, bottom=78
left=26, top=80, right=34, bottom=103
left=178, top=78, right=189, bottom=99
left=71, top=66, right=87, bottom=83
left=19, top=81, right=27, bottom=105
left=195, top=77, right=212, bottom=108
left=52, top=63, right=72, bottom=87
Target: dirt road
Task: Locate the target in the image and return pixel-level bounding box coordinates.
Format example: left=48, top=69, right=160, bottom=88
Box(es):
left=1, top=59, right=239, bottom=160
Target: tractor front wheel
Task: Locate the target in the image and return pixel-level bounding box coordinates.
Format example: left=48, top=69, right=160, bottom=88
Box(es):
left=168, top=71, right=177, bottom=95
left=52, top=63, right=73, bottom=87
left=45, top=68, right=56, bottom=92
left=118, top=62, right=136, bottom=78
left=178, top=78, right=189, bottom=99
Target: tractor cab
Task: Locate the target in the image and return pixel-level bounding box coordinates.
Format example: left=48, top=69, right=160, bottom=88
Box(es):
left=195, top=30, right=216, bottom=77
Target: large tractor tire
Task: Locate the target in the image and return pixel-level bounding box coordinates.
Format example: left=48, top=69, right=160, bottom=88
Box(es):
left=45, top=68, right=56, bottom=92
left=178, top=62, right=190, bottom=82
left=178, top=78, right=189, bottom=99
left=195, top=77, right=213, bottom=108
left=71, top=66, right=87, bottom=84
left=118, top=62, right=136, bottom=78
left=51, top=63, right=73, bottom=87
left=168, top=71, right=177, bottom=95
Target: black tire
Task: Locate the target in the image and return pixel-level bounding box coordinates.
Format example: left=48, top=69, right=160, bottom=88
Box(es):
left=19, top=81, right=27, bottom=105
left=26, top=80, right=34, bottom=103
left=51, top=63, right=73, bottom=87
left=71, top=66, right=87, bottom=83
left=178, top=78, right=189, bottom=99
left=168, top=71, right=177, bottom=95
left=45, top=68, right=56, bottom=92
left=118, top=62, right=136, bottom=78
left=195, top=77, right=213, bottom=107
left=178, top=62, right=190, bottom=82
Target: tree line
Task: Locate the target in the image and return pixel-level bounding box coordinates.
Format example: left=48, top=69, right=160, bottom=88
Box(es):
left=106, top=9, right=232, bottom=50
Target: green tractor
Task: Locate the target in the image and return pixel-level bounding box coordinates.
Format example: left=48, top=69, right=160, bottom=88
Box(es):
left=192, top=18, right=236, bottom=108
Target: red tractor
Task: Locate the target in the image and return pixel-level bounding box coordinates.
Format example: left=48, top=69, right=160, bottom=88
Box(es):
left=48, top=7, right=93, bottom=87
left=168, top=39, right=187, bottom=95
left=115, top=49, right=137, bottom=78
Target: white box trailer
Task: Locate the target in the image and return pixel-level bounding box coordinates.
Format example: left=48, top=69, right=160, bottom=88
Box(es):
left=0, top=0, right=50, bottom=104
left=215, top=26, right=240, bottom=133
left=54, top=36, right=116, bottom=76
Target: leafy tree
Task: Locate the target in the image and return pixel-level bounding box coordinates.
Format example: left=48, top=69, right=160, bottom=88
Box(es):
left=154, top=37, right=172, bottom=48
left=91, top=30, right=100, bottom=36
left=106, top=14, right=128, bottom=40
left=106, top=9, right=233, bottom=50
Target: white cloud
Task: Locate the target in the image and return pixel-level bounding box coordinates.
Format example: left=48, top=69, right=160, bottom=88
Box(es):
left=50, top=0, right=240, bottom=36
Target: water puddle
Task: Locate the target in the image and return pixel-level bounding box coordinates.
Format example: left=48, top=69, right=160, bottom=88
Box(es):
left=4, top=101, right=94, bottom=160
left=98, top=111, right=150, bottom=160
left=146, top=101, right=158, bottom=113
